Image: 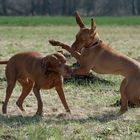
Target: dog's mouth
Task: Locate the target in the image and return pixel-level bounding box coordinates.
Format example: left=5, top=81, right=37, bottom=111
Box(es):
left=71, top=42, right=79, bottom=52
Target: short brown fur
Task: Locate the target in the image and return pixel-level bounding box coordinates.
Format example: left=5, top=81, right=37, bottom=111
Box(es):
left=49, top=11, right=140, bottom=113
left=0, top=52, right=71, bottom=115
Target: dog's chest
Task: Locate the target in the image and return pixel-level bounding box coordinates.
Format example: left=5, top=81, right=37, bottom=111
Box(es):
left=37, top=73, right=60, bottom=89
left=38, top=76, right=55, bottom=89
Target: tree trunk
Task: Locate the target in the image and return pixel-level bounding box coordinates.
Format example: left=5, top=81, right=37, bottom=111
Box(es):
left=42, top=0, right=47, bottom=15
left=1, top=0, right=7, bottom=15
left=62, top=0, right=66, bottom=15
left=30, top=0, right=35, bottom=15
left=132, top=0, right=138, bottom=15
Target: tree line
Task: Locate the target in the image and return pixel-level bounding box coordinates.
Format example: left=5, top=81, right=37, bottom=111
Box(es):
left=0, top=0, right=140, bottom=16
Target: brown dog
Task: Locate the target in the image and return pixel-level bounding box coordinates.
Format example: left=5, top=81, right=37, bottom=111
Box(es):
left=0, top=52, right=71, bottom=115
left=49, top=11, right=140, bottom=113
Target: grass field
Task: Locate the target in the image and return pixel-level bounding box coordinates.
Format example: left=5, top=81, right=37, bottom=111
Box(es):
left=0, top=16, right=140, bottom=26
left=0, top=17, right=140, bottom=139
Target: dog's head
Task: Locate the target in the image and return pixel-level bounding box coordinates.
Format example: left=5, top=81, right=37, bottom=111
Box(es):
left=71, top=11, right=99, bottom=52
left=43, top=52, right=72, bottom=77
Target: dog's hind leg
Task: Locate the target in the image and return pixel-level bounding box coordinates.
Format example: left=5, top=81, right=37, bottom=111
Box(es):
left=2, top=65, right=17, bottom=114
left=33, top=85, right=43, bottom=115
left=120, top=78, right=128, bottom=113
left=2, top=79, right=16, bottom=114
left=16, top=79, right=33, bottom=112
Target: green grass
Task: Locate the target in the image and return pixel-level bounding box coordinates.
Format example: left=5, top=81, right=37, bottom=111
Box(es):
left=0, top=16, right=140, bottom=26
left=0, top=23, right=140, bottom=139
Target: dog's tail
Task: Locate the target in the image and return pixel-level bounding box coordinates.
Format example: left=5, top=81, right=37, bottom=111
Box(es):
left=0, top=60, right=8, bottom=65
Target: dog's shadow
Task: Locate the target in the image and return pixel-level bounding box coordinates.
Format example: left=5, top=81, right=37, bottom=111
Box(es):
left=64, top=72, right=114, bottom=86
left=64, top=61, right=114, bottom=85
left=0, top=110, right=121, bottom=126
left=45, top=110, right=121, bottom=125
left=0, top=114, right=42, bottom=126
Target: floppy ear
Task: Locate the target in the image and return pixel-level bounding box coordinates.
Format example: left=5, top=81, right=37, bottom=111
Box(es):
left=75, top=11, right=86, bottom=28
left=42, top=55, right=58, bottom=70
left=53, top=53, right=66, bottom=63
left=42, top=56, right=51, bottom=69
left=49, top=55, right=60, bottom=67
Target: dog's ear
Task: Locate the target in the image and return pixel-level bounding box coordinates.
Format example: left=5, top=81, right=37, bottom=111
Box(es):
left=53, top=53, right=66, bottom=64
left=90, top=18, right=96, bottom=31
left=42, top=55, right=58, bottom=69
left=42, top=56, right=58, bottom=75
left=42, top=56, right=51, bottom=69
left=75, top=11, right=86, bottom=28
left=90, top=18, right=97, bottom=38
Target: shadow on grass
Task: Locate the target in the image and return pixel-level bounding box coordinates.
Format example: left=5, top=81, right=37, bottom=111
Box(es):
left=0, top=110, right=121, bottom=126
left=63, top=61, right=115, bottom=86
left=45, top=110, right=121, bottom=125
left=0, top=114, right=42, bottom=126
left=0, top=77, right=6, bottom=81
left=110, top=99, right=136, bottom=108
left=64, top=73, right=114, bottom=86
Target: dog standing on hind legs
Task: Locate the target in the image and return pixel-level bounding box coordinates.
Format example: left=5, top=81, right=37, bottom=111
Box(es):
left=0, top=52, right=71, bottom=115
left=49, top=11, right=140, bottom=113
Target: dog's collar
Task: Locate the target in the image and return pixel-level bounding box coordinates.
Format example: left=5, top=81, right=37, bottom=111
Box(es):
left=85, top=39, right=102, bottom=49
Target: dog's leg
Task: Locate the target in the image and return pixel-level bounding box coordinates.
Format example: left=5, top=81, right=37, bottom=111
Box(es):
left=49, top=40, right=81, bottom=63
left=55, top=85, right=70, bottom=113
left=120, top=78, right=128, bottom=113
left=16, top=79, right=33, bottom=112
left=2, top=80, right=16, bottom=114
left=33, top=85, right=43, bottom=115
left=59, top=44, right=81, bottom=63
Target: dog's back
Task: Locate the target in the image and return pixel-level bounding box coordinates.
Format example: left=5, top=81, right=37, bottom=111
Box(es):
left=6, top=52, right=43, bottom=81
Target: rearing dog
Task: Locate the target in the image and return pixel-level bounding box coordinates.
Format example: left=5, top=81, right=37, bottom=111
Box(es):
left=49, top=11, right=140, bottom=113
left=0, top=52, right=71, bottom=115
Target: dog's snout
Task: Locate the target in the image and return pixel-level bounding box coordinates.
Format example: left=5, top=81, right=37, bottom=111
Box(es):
left=71, top=46, right=76, bottom=51
left=71, top=41, right=77, bottom=51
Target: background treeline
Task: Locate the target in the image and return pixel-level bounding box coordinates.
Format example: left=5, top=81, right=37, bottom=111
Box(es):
left=0, top=0, right=140, bottom=16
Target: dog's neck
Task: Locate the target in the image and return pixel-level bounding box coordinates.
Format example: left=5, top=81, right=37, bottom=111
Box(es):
left=85, top=33, right=102, bottom=49
left=86, top=39, right=102, bottom=49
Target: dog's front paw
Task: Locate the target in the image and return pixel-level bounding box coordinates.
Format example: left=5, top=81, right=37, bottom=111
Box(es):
left=2, top=102, right=7, bottom=114
left=49, top=40, right=62, bottom=46
left=66, top=109, right=71, bottom=114
left=35, top=111, right=43, bottom=116
left=118, top=108, right=128, bottom=115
